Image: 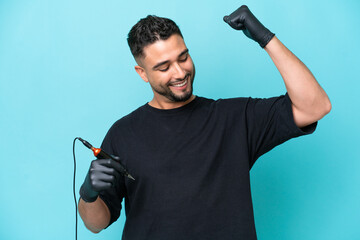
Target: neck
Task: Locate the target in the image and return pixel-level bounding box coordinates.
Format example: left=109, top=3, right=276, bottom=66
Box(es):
left=148, top=95, right=196, bottom=109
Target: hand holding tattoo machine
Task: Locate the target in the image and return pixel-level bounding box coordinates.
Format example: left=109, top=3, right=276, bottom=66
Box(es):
left=77, top=137, right=135, bottom=181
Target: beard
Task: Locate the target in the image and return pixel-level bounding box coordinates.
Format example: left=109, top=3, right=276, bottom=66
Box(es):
left=150, top=64, right=196, bottom=103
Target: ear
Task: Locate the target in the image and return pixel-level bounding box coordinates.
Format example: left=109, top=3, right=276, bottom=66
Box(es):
left=134, top=65, right=149, bottom=83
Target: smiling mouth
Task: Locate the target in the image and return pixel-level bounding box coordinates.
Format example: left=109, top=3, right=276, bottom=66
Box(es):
left=172, top=79, right=187, bottom=87
left=169, top=74, right=190, bottom=87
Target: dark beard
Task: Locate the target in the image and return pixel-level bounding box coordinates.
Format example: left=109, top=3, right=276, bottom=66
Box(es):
left=168, top=88, right=193, bottom=102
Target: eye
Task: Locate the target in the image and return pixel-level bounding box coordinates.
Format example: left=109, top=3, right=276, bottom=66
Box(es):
left=159, top=66, right=169, bottom=72
left=179, top=54, right=188, bottom=62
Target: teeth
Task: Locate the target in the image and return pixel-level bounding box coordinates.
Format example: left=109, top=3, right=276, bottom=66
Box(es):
left=172, top=79, right=187, bottom=87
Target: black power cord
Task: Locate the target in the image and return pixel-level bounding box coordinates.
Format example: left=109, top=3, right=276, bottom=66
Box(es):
left=73, top=137, right=80, bottom=240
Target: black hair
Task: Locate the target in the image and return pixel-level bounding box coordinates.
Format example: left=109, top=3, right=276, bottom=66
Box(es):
left=127, top=15, right=183, bottom=59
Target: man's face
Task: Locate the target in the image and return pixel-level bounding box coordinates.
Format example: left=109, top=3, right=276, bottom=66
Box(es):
left=135, top=34, right=195, bottom=107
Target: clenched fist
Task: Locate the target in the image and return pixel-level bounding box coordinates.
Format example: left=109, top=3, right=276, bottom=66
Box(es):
left=224, top=5, right=275, bottom=48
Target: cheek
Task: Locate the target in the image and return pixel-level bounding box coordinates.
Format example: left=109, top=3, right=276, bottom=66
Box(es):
left=152, top=72, right=172, bottom=85
left=184, top=59, right=194, bottom=72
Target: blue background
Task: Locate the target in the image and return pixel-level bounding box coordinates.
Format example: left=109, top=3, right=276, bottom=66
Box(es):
left=1, top=0, right=359, bottom=239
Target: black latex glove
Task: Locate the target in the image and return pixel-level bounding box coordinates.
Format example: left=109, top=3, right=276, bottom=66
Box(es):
left=223, top=5, right=275, bottom=48
left=80, top=156, right=123, bottom=202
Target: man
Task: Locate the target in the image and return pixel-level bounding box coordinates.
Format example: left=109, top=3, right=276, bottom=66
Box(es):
left=78, top=5, right=331, bottom=240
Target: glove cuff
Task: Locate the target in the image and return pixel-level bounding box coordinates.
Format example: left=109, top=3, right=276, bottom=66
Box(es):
left=80, top=184, right=99, bottom=203
left=259, top=31, right=275, bottom=48
left=80, top=185, right=98, bottom=202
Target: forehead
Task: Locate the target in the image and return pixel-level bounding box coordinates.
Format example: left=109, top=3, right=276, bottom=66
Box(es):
left=142, top=34, right=187, bottom=64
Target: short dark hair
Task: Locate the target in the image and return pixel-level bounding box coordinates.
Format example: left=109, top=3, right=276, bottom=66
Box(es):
left=127, top=15, right=183, bottom=59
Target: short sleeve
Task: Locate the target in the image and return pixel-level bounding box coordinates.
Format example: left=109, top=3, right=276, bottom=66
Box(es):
left=98, top=125, right=126, bottom=228
left=246, top=93, right=317, bottom=167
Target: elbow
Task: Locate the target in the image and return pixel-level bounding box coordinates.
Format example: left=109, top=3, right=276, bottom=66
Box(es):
left=308, top=96, right=332, bottom=121
left=313, top=92, right=332, bottom=118
left=89, top=229, right=101, bottom=234
left=85, top=224, right=104, bottom=234
left=315, top=98, right=331, bottom=121
left=323, top=97, right=332, bottom=116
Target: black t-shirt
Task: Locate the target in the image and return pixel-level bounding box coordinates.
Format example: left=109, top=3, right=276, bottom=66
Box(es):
left=99, top=94, right=317, bottom=240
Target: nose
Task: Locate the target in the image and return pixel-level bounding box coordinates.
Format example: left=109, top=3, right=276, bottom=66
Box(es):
left=172, top=62, right=186, bottom=80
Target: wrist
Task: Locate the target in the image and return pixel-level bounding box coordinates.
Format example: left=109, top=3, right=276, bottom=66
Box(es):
left=259, top=31, right=275, bottom=48
left=80, top=184, right=99, bottom=202
left=79, top=173, right=99, bottom=203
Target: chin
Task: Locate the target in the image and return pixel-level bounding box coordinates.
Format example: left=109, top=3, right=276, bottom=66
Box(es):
left=171, top=89, right=193, bottom=102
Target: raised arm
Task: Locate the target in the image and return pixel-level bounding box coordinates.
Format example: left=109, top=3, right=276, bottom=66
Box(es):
left=224, top=5, right=331, bottom=128
left=264, top=37, right=331, bottom=127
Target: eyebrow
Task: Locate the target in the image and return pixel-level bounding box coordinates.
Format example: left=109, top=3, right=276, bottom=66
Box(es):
left=152, top=49, right=189, bottom=70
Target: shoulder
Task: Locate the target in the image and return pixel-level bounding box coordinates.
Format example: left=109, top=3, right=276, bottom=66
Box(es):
left=196, top=96, right=249, bottom=107
left=217, top=94, right=289, bottom=110
left=198, top=94, right=288, bottom=119
left=100, top=104, right=147, bottom=150
left=216, top=96, right=250, bottom=106
left=108, top=104, right=147, bottom=133
left=208, top=96, right=251, bottom=115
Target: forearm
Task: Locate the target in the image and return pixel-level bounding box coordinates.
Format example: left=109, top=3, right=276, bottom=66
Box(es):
left=264, top=36, right=331, bottom=127
left=78, top=197, right=111, bottom=233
